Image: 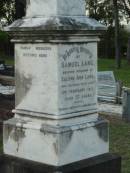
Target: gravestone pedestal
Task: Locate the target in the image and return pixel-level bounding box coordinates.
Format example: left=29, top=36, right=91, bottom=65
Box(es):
left=0, top=153, right=121, bottom=173
left=2, top=0, right=121, bottom=172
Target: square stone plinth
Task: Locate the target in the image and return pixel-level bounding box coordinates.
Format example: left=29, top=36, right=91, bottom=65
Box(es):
left=3, top=116, right=109, bottom=166
left=14, top=42, right=98, bottom=118
left=0, top=153, right=121, bottom=173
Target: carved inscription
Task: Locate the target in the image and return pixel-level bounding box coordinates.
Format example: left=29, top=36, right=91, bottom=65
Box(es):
left=59, top=45, right=97, bottom=112
left=20, top=45, right=52, bottom=58
left=17, top=43, right=97, bottom=114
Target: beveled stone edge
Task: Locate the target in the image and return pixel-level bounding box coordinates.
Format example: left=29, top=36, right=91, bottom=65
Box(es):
left=12, top=109, right=98, bottom=120
left=4, top=16, right=107, bottom=32
left=4, top=116, right=109, bottom=134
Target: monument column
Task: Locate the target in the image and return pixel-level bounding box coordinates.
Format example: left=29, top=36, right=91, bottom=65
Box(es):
left=2, top=0, right=120, bottom=171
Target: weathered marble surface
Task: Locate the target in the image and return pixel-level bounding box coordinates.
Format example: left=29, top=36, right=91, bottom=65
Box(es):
left=3, top=116, right=109, bottom=166
left=26, top=0, right=86, bottom=17
left=5, top=16, right=106, bottom=32
left=3, top=0, right=109, bottom=167
left=98, top=71, right=117, bottom=103
left=14, top=41, right=97, bottom=118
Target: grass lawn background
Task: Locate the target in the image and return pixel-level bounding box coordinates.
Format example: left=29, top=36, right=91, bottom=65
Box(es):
left=99, top=58, right=130, bottom=173
left=0, top=54, right=14, bottom=66
left=98, top=58, right=130, bottom=87
left=103, top=115, right=130, bottom=173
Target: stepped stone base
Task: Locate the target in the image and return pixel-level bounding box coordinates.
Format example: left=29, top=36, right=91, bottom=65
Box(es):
left=0, top=153, right=121, bottom=173
left=3, top=116, right=109, bottom=166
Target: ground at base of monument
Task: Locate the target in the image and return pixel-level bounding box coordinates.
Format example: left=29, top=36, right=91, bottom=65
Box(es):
left=0, top=153, right=121, bottom=173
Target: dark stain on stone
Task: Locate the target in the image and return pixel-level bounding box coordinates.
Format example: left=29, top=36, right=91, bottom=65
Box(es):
left=4, top=118, right=26, bottom=152
left=40, top=124, right=58, bottom=139
left=6, top=119, right=27, bottom=152
left=15, top=69, right=33, bottom=106
left=11, top=125, right=26, bottom=152
left=40, top=125, right=47, bottom=136
left=95, top=121, right=109, bottom=142
left=4, top=124, right=14, bottom=142
left=59, top=130, right=73, bottom=154
left=40, top=124, right=73, bottom=155
left=53, top=140, right=59, bottom=156
left=42, top=17, right=91, bottom=31
left=6, top=16, right=106, bottom=37
left=10, top=126, right=25, bottom=143
left=26, top=0, right=30, bottom=8
left=53, top=130, right=73, bottom=156
left=40, top=124, right=50, bottom=135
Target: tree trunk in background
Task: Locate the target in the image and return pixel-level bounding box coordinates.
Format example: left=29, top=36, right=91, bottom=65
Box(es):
left=127, top=37, right=130, bottom=65
left=113, top=0, right=121, bottom=69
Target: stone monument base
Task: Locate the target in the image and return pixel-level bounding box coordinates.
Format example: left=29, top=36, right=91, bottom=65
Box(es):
left=3, top=116, right=109, bottom=166
left=0, top=153, right=121, bottom=173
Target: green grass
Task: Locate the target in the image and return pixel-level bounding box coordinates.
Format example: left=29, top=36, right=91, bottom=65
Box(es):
left=98, top=58, right=130, bottom=87
left=0, top=53, right=14, bottom=66
left=4, top=59, right=14, bottom=66
left=98, top=58, right=130, bottom=172
left=102, top=115, right=130, bottom=173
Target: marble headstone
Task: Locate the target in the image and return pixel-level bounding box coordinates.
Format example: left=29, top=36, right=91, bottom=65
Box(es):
left=98, top=71, right=117, bottom=102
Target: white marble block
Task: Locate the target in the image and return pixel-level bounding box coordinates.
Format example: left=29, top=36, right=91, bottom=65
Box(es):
left=26, top=0, right=86, bottom=17
left=14, top=41, right=98, bottom=119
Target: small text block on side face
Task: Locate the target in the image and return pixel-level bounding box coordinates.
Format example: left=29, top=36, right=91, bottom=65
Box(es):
left=15, top=43, right=59, bottom=115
